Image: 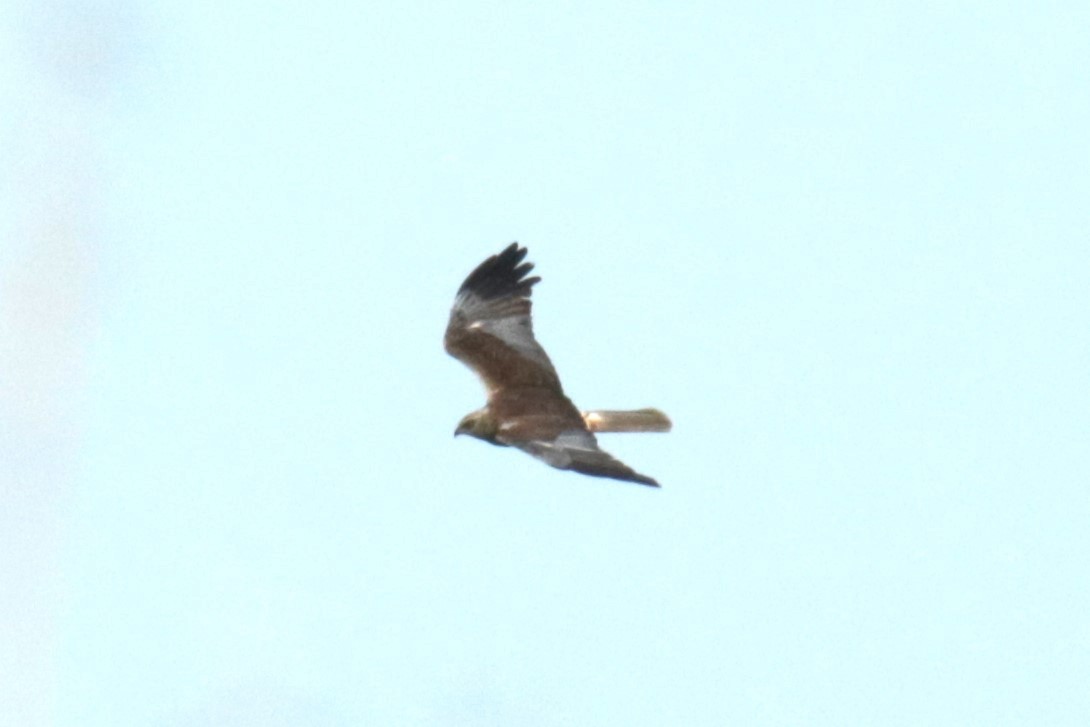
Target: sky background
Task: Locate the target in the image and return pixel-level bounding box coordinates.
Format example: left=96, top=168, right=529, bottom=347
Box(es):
left=2, top=1, right=1089, bottom=725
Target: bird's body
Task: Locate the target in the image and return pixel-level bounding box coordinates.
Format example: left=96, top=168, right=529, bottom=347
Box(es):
left=445, top=243, right=669, bottom=487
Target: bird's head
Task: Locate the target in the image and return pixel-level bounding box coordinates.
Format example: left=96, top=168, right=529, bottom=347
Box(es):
left=454, top=409, right=501, bottom=443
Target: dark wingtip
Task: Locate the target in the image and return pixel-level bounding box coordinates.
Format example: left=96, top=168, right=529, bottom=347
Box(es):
left=458, top=242, right=541, bottom=300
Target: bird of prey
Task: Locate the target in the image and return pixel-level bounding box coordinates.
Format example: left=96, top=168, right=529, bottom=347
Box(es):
left=445, top=243, right=670, bottom=487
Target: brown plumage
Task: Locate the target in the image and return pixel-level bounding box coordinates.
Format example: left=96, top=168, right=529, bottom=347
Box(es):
left=445, top=243, right=670, bottom=487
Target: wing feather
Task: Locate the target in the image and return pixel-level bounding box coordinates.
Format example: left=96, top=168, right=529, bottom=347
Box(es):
left=444, top=243, right=561, bottom=393
left=509, top=430, right=660, bottom=487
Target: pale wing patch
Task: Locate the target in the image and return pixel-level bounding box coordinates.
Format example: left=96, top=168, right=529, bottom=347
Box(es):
left=475, top=316, right=554, bottom=370
left=517, top=430, right=597, bottom=468
left=553, top=430, right=598, bottom=450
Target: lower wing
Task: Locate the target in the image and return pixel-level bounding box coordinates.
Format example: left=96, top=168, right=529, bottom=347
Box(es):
left=511, top=430, right=660, bottom=488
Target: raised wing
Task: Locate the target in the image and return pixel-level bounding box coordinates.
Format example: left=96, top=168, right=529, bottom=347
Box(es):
left=444, top=243, right=561, bottom=393
left=509, top=430, right=660, bottom=487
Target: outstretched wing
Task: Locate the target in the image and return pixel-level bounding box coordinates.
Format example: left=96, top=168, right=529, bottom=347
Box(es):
left=444, top=243, right=562, bottom=393
left=509, top=430, right=660, bottom=487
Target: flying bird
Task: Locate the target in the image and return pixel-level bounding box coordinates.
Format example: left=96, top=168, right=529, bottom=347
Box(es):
left=445, top=243, right=670, bottom=487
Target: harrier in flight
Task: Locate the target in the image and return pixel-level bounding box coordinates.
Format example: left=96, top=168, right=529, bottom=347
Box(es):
left=445, top=243, right=670, bottom=487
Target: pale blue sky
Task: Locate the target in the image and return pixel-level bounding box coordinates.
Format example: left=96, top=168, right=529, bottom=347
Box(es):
left=2, top=1, right=1089, bottom=725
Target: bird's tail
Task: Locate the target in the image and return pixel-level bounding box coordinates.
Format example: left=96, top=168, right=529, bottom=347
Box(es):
left=582, top=408, right=672, bottom=433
